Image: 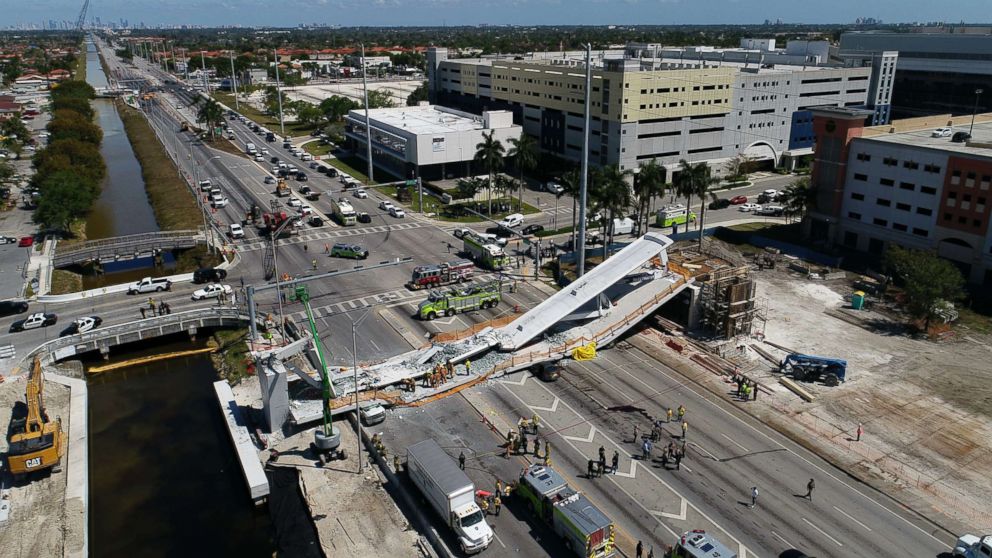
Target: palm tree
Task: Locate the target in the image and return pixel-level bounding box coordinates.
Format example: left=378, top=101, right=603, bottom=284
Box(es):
left=195, top=98, right=224, bottom=141
left=780, top=176, right=814, bottom=223
left=633, top=160, right=666, bottom=235
left=474, top=130, right=505, bottom=215
left=508, top=134, right=538, bottom=212
left=559, top=169, right=581, bottom=248
left=677, top=160, right=721, bottom=251
left=593, top=165, right=633, bottom=259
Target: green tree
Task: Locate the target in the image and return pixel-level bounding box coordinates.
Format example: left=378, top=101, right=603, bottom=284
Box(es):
left=591, top=165, right=633, bottom=259
left=47, top=109, right=103, bottom=145
left=0, top=160, right=14, bottom=183
left=406, top=82, right=429, bottom=106
left=473, top=130, right=505, bottom=215
left=456, top=177, right=483, bottom=200
left=318, top=95, right=359, bottom=124
left=50, top=80, right=95, bottom=101
left=294, top=102, right=323, bottom=126
left=676, top=159, right=720, bottom=250
left=883, top=245, right=965, bottom=331
left=507, top=133, right=537, bottom=212
left=195, top=98, right=225, bottom=140
left=780, top=176, right=814, bottom=223
left=723, top=152, right=755, bottom=182
left=633, top=160, right=666, bottom=235
left=559, top=169, right=581, bottom=247
left=33, top=170, right=96, bottom=232
left=52, top=96, right=95, bottom=120
left=32, top=138, right=105, bottom=192
left=0, top=117, right=31, bottom=144
left=366, top=89, right=396, bottom=109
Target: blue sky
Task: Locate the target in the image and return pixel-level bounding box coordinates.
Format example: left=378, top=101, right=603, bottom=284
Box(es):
left=5, top=0, right=991, bottom=28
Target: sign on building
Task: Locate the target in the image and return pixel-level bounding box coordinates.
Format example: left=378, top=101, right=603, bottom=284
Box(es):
left=432, top=137, right=446, bottom=152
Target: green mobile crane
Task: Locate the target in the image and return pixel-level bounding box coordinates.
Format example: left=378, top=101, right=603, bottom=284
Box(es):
left=295, top=285, right=343, bottom=456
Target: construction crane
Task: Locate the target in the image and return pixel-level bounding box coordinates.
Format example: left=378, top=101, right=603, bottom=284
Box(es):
left=7, top=357, right=66, bottom=479
left=294, top=285, right=343, bottom=457
left=75, top=0, right=90, bottom=31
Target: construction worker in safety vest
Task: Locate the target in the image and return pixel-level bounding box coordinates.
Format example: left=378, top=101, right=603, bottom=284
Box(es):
left=465, top=359, right=471, bottom=375
left=666, top=407, right=674, bottom=423
left=678, top=404, right=686, bottom=420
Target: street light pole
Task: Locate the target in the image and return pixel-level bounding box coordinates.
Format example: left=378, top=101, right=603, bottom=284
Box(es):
left=349, top=307, right=372, bottom=473
left=970, top=88, right=984, bottom=136
left=229, top=50, right=239, bottom=111
left=361, top=43, right=375, bottom=185
left=576, top=44, right=592, bottom=277
left=273, top=51, right=285, bottom=137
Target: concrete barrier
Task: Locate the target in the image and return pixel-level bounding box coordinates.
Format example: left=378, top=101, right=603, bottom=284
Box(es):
left=37, top=272, right=195, bottom=304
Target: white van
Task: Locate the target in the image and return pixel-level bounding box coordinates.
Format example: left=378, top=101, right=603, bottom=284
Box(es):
left=229, top=223, right=245, bottom=239
left=498, top=213, right=524, bottom=229
left=613, top=217, right=635, bottom=235
left=198, top=179, right=212, bottom=192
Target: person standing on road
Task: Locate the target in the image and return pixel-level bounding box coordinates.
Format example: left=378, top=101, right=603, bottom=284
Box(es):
left=140, top=307, right=147, bottom=319
left=666, top=407, right=674, bottom=423
left=642, top=439, right=652, bottom=460
left=750, top=486, right=759, bottom=508
left=611, top=450, right=619, bottom=475
left=459, top=451, right=466, bottom=470
left=681, top=420, right=688, bottom=440
left=678, top=404, right=686, bottom=421
left=805, top=478, right=815, bottom=501
left=636, top=540, right=643, bottom=558
left=598, top=446, right=606, bottom=471
left=588, top=459, right=596, bottom=479
left=856, top=422, right=864, bottom=442
left=674, top=449, right=683, bottom=471
left=311, top=258, right=317, bottom=270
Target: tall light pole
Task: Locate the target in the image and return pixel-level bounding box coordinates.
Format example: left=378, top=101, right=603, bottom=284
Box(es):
left=969, top=88, right=984, bottom=136
left=361, top=43, right=375, bottom=184
left=273, top=51, right=285, bottom=137
left=348, top=307, right=372, bottom=473
left=229, top=50, right=239, bottom=111
left=576, top=43, right=592, bottom=277
left=200, top=50, right=209, bottom=94
left=191, top=150, right=222, bottom=255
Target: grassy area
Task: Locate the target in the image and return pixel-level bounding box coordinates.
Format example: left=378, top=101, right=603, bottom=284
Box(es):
left=212, top=92, right=317, bottom=136
left=49, top=270, right=83, bottom=295
left=115, top=100, right=203, bottom=231
left=324, top=156, right=376, bottom=184
left=957, top=308, right=992, bottom=335
left=58, top=221, right=88, bottom=248
left=208, top=136, right=248, bottom=159
left=536, top=225, right=575, bottom=238
left=428, top=198, right=543, bottom=223
left=209, top=327, right=252, bottom=384
left=73, top=41, right=86, bottom=80
left=175, top=245, right=224, bottom=273
left=303, top=141, right=334, bottom=157
left=727, top=222, right=776, bottom=233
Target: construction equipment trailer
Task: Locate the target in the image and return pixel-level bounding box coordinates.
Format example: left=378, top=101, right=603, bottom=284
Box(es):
left=779, top=353, right=848, bottom=386
left=517, top=463, right=616, bottom=557
left=418, top=282, right=501, bottom=321
left=6, top=357, right=66, bottom=479
left=406, top=259, right=474, bottom=290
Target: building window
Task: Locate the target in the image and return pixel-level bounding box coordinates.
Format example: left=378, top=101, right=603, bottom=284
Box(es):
left=974, top=219, right=983, bottom=228
left=856, top=152, right=871, bottom=161
left=843, top=231, right=858, bottom=247
left=920, top=186, right=937, bottom=195
left=944, top=213, right=952, bottom=221
left=958, top=216, right=967, bottom=224
left=851, top=192, right=865, bottom=201
left=877, top=198, right=891, bottom=207
left=903, top=161, right=920, bottom=170
left=896, top=202, right=911, bottom=211
left=883, top=157, right=898, bottom=166
left=854, top=173, right=868, bottom=182
left=873, top=217, right=888, bottom=226
left=952, top=170, right=962, bottom=185
left=880, top=178, right=894, bottom=186
left=912, top=228, right=928, bottom=237
left=899, top=182, right=915, bottom=191
left=924, top=164, right=941, bottom=173
left=848, top=211, right=862, bottom=220
left=893, top=223, right=908, bottom=232
left=917, top=207, right=933, bottom=216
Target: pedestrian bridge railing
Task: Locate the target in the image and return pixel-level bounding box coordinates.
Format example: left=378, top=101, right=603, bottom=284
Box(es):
left=53, top=230, right=205, bottom=267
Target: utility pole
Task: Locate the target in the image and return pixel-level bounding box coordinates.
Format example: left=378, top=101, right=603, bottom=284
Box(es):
left=970, top=88, right=984, bottom=136
left=273, top=51, right=285, bottom=137
left=229, top=50, right=239, bottom=111
left=576, top=44, right=592, bottom=277
left=200, top=50, right=209, bottom=94
left=350, top=308, right=372, bottom=473
left=361, top=43, right=375, bottom=184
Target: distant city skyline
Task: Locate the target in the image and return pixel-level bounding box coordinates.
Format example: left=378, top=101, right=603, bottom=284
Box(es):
left=2, top=0, right=991, bottom=29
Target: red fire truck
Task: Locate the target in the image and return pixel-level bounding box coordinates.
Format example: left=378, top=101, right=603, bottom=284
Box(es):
left=406, top=259, right=474, bottom=290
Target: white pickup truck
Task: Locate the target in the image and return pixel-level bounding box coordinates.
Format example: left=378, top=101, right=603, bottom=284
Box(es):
left=128, top=277, right=172, bottom=294
left=954, top=534, right=992, bottom=558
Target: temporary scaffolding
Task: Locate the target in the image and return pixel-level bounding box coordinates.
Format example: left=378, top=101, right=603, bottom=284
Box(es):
left=698, top=265, right=756, bottom=338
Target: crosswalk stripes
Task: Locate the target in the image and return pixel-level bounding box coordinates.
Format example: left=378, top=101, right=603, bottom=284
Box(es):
left=235, top=222, right=431, bottom=253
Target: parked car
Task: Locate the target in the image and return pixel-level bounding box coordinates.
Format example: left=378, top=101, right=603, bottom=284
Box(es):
left=0, top=236, right=17, bottom=244
left=193, top=267, right=229, bottom=284
left=357, top=212, right=372, bottom=224
left=763, top=189, right=779, bottom=198
left=229, top=223, right=245, bottom=239
left=522, top=224, right=545, bottom=235
left=532, top=360, right=565, bottom=382
left=354, top=189, right=368, bottom=199
left=330, top=243, right=369, bottom=259
left=544, top=182, right=565, bottom=194
left=128, top=277, right=172, bottom=294
left=932, top=127, right=953, bottom=138
left=0, top=300, right=29, bottom=317
left=756, top=205, right=785, bottom=216
left=708, top=198, right=731, bottom=210
left=309, top=161, right=319, bottom=169
left=379, top=200, right=396, bottom=211
left=326, top=167, right=339, bottom=178
left=453, top=228, right=470, bottom=239
left=191, top=283, right=233, bottom=301
left=17, top=236, right=33, bottom=247
left=729, top=195, right=748, bottom=205
left=308, top=215, right=324, bottom=227
left=389, top=206, right=406, bottom=218
left=952, top=131, right=972, bottom=143
left=739, top=203, right=761, bottom=212
left=10, top=312, right=57, bottom=332
left=316, top=165, right=328, bottom=174
left=60, top=316, right=102, bottom=337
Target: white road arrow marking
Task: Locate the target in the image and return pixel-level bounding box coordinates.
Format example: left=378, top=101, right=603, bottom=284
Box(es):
left=530, top=397, right=560, bottom=413
left=562, top=425, right=596, bottom=443
left=614, top=459, right=638, bottom=479
left=651, top=498, right=687, bottom=521
left=498, top=372, right=530, bottom=386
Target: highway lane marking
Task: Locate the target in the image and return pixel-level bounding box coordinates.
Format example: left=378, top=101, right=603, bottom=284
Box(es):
left=368, top=338, right=381, bottom=352
left=720, top=432, right=749, bottom=452
left=574, top=360, right=635, bottom=402
left=689, top=442, right=719, bottom=461
left=492, top=532, right=506, bottom=549
left=801, top=517, right=844, bottom=547
left=770, top=531, right=793, bottom=548
left=651, top=497, right=687, bottom=521
left=500, top=380, right=753, bottom=558
left=833, top=505, right=873, bottom=532
left=631, top=357, right=952, bottom=547
left=530, top=397, right=560, bottom=413
left=561, top=424, right=596, bottom=443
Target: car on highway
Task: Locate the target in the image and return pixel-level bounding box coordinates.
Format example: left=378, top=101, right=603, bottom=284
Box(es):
left=316, top=165, right=328, bottom=174
left=298, top=205, right=313, bottom=217
left=379, top=200, right=396, bottom=211
left=453, top=228, right=470, bottom=239
left=309, top=161, right=319, bottom=169
left=254, top=154, right=265, bottom=162
left=10, top=312, right=57, bottom=333
left=191, top=283, right=233, bottom=301
left=739, top=203, right=761, bottom=212
left=543, top=182, right=565, bottom=194
left=301, top=153, right=313, bottom=162
left=193, top=267, right=229, bottom=284
left=326, top=167, right=339, bottom=178
left=270, top=156, right=280, bottom=164
left=0, top=300, right=29, bottom=317
left=330, top=243, right=369, bottom=259
left=264, top=176, right=276, bottom=184
left=198, top=179, right=213, bottom=191
left=60, top=316, right=103, bottom=337
left=353, top=189, right=368, bottom=199
left=17, top=236, right=33, bottom=247
left=729, top=195, right=748, bottom=205
left=287, top=198, right=303, bottom=208
left=932, top=127, right=953, bottom=138
left=389, top=206, right=406, bottom=218
left=522, top=224, right=545, bottom=235
left=0, top=236, right=17, bottom=244
left=708, top=198, right=731, bottom=210
left=229, top=223, right=245, bottom=239
left=282, top=141, right=292, bottom=149
left=261, top=149, right=269, bottom=155
left=296, top=172, right=308, bottom=181
left=210, top=194, right=229, bottom=208
left=532, top=360, right=565, bottom=382
left=952, top=131, right=972, bottom=143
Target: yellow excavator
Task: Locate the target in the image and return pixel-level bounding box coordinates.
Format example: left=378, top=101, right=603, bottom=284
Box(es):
left=6, top=357, right=65, bottom=479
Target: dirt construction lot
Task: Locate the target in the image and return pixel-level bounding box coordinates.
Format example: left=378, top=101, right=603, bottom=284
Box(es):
left=740, top=265, right=992, bottom=534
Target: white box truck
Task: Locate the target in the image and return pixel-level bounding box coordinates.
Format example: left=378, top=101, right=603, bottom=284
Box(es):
left=406, top=439, right=493, bottom=554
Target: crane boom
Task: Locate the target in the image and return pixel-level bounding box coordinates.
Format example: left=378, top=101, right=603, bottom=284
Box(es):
left=75, top=0, right=90, bottom=31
